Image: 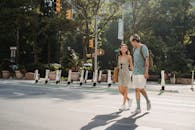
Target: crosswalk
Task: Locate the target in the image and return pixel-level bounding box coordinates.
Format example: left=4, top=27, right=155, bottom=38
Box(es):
left=0, top=80, right=195, bottom=130
left=131, top=92, right=195, bottom=130
left=78, top=91, right=195, bottom=130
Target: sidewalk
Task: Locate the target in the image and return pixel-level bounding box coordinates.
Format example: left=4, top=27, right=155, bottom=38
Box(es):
left=0, top=79, right=194, bottom=93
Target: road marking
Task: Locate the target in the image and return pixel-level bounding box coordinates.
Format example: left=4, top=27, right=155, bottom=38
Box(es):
left=150, top=97, right=195, bottom=104
left=12, top=92, right=25, bottom=96
left=135, top=126, right=163, bottom=130
left=151, top=99, right=195, bottom=108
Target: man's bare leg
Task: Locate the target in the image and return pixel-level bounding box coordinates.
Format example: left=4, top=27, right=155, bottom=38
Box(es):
left=135, top=88, right=141, bottom=110
left=140, top=89, right=151, bottom=111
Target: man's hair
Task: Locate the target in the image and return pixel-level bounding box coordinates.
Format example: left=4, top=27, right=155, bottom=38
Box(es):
left=130, top=34, right=141, bottom=42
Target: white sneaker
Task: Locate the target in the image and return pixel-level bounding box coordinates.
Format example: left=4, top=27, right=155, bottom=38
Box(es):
left=119, top=105, right=126, bottom=111
left=127, top=99, right=133, bottom=109
left=131, top=108, right=141, bottom=114
left=147, top=101, right=151, bottom=111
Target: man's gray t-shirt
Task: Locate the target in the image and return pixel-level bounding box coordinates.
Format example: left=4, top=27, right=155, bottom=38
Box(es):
left=133, top=44, right=149, bottom=75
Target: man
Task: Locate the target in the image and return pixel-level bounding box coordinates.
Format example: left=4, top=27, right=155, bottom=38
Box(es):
left=130, top=34, right=151, bottom=114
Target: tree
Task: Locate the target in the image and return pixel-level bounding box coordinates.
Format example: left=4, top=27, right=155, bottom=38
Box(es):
left=0, top=0, right=27, bottom=63
left=66, top=0, right=127, bottom=62
left=126, top=0, right=194, bottom=73
left=0, top=0, right=77, bottom=65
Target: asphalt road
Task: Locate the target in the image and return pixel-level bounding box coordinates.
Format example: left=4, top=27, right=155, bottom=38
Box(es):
left=0, top=81, right=195, bottom=130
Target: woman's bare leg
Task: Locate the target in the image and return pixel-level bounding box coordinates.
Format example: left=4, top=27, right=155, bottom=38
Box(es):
left=123, top=87, right=129, bottom=105
left=118, top=86, right=125, bottom=96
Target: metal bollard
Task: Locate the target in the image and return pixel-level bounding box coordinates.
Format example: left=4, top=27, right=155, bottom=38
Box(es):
left=93, top=70, right=98, bottom=86
left=80, top=69, right=85, bottom=86
left=191, top=70, right=194, bottom=91
left=84, top=70, right=88, bottom=83
left=98, top=70, right=102, bottom=83
left=67, top=69, right=72, bottom=85
left=34, top=69, right=39, bottom=83
left=107, top=70, right=112, bottom=87
left=173, top=73, right=176, bottom=84
left=161, top=70, right=165, bottom=91
left=56, top=69, right=62, bottom=84
left=45, top=69, right=50, bottom=84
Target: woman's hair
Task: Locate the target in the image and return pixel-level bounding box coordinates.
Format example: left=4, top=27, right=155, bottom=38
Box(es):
left=119, top=43, right=130, bottom=56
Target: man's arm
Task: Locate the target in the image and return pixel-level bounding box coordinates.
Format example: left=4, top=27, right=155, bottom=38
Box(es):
left=145, top=57, right=149, bottom=78
left=142, top=45, right=149, bottom=79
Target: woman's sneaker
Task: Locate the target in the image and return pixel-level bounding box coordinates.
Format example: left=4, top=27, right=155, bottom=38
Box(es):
left=119, top=105, right=126, bottom=111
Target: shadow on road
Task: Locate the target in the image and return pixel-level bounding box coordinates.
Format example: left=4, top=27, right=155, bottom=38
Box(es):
left=106, top=112, right=149, bottom=130
left=81, top=111, right=149, bottom=130
left=0, top=84, right=85, bottom=101
left=80, top=111, right=122, bottom=130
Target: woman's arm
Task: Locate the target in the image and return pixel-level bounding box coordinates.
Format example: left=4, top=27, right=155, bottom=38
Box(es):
left=128, top=55, right=133, bottom=71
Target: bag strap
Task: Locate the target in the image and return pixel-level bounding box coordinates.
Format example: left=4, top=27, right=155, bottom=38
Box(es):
left=140, top=45, right=145, bottom=61
left=117, top=56, right=120, bottom=68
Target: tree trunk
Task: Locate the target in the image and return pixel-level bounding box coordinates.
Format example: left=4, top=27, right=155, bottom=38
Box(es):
left=131, top=0, right=137, bottom=33
left=33, top=30, right=38, bottom=64
left=16, top=26, right=20, bottom=64
left=57, top=42, right=60, bottom=63
left=48, top=42, right=51, bottom=64
left=82, top=38, right=87, bottom=62
left=57, top=32, right=61, bottom=63
left=83, top=21, right=91, bottom=63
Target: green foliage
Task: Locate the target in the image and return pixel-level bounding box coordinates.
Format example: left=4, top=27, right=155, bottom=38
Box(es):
left=99, top=21, right=121, bottom=69
left=0, top=59, right=12, bottom=71
left=0, top=0, right=194, bottom=74
left=130, top=0, right=194, bottom=73
left=60, top=47, right=82, bottom=71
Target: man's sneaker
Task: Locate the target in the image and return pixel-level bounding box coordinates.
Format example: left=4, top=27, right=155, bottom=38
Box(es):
left=119, top=105, right=126, bottom=111
left=147, top=101, right=151, bottom=111
left=131, top=108, right=141, bottom=114
left=127, top=99, right=133, bottom=109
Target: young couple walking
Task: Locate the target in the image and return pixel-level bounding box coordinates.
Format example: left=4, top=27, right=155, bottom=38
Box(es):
left=118, top=34, right=151, bottom=114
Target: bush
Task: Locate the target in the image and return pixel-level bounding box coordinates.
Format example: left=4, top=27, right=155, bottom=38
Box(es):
left=16, top=65, right=25, bottom=73
left=176, top=73, right=192, bottom=78
left=0, top=59, right=12, bottom=72
left=61, top=67, right=68, bottom=77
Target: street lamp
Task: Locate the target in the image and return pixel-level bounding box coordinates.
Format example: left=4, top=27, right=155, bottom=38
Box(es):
left=10, top=46, right=17, bottom=63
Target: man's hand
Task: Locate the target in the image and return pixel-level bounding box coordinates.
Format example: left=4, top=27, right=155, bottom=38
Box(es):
left=144, top=72, right=149, bottom=79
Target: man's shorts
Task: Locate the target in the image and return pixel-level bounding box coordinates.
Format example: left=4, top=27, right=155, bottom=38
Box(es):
left=133, top=75, right=146, bottom=89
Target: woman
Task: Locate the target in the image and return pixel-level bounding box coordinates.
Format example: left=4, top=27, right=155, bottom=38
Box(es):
left=118, top=43, right=133, bottom=111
